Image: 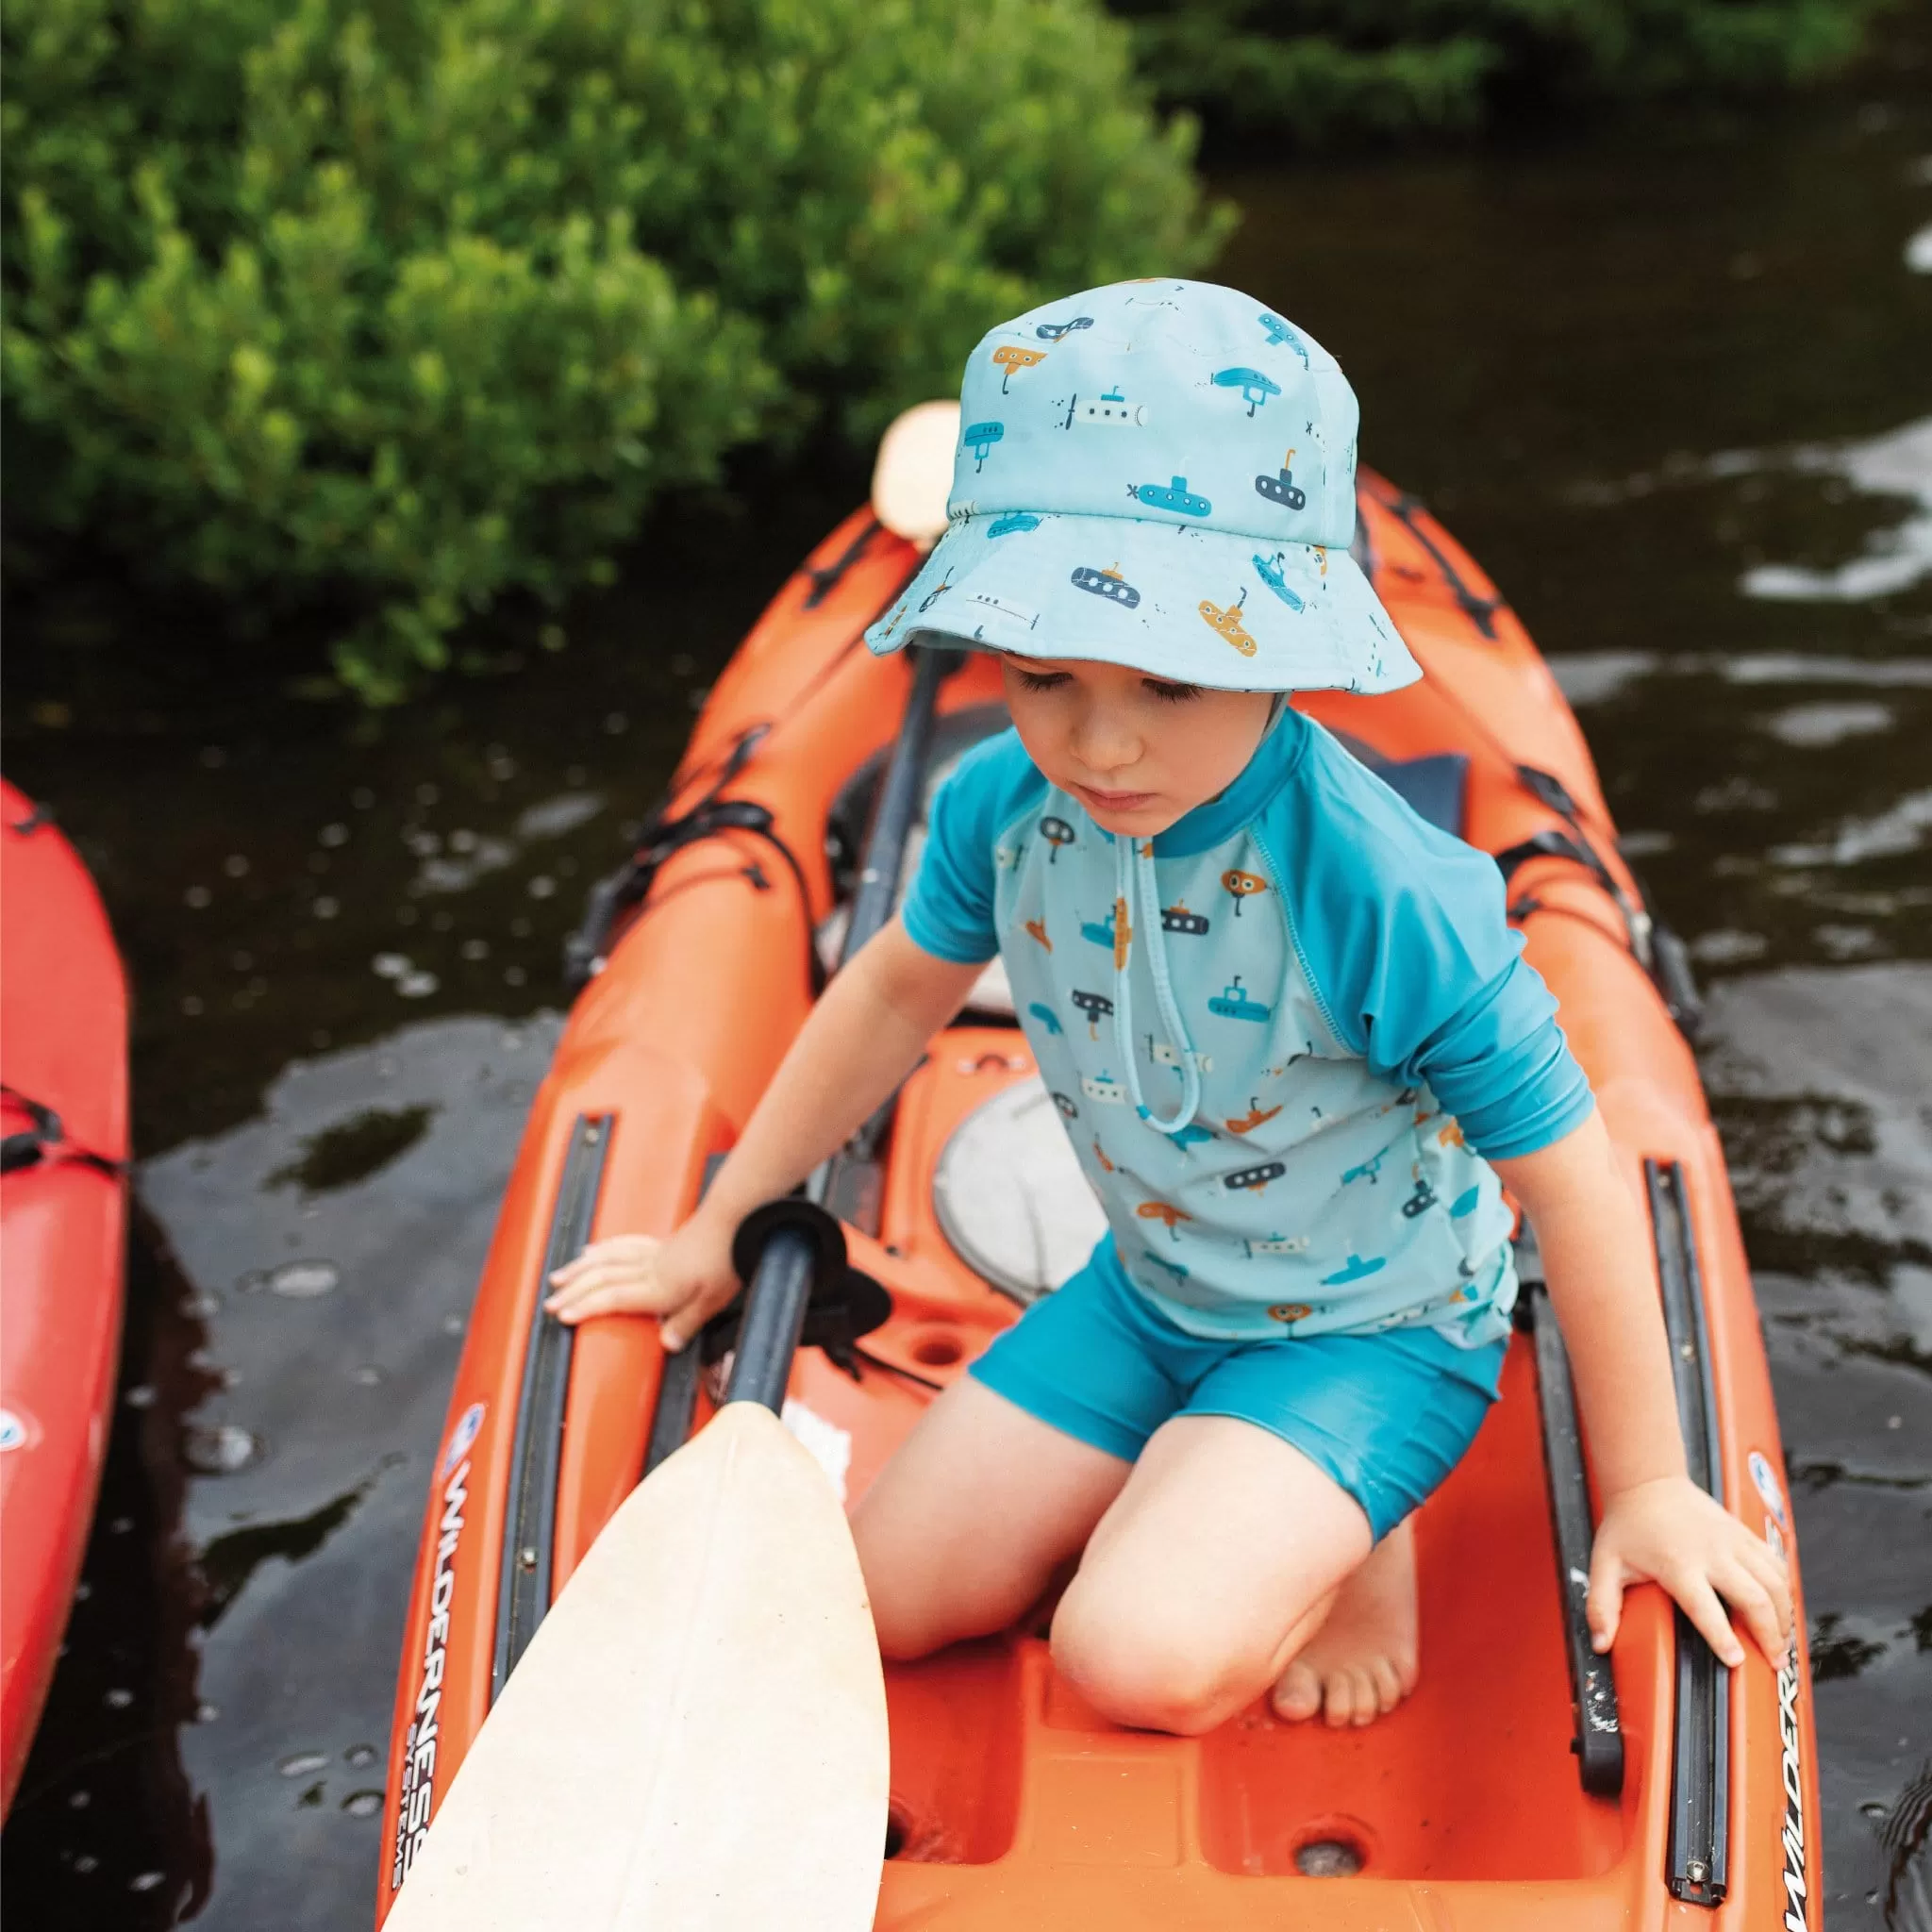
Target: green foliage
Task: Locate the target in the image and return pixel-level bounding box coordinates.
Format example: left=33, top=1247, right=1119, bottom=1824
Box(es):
left=1111, top=0, right=1884, bottom=142
left=2, top=0, right=1224, bottom=702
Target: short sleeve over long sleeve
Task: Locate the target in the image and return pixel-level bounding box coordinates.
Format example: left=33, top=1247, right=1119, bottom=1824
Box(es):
left=899, top=728, right=1045, bottom=966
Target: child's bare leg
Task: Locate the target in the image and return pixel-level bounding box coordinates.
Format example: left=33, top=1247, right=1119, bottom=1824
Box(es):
left=851, top=1376, right=1132, bottom=1659
left=1047, top=1414, right=1377, bottom=1736
left=1270, top=1515, right=1420, bottom=1726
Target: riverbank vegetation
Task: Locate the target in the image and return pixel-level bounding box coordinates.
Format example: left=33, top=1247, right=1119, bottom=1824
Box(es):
left=2, top=0, right=1221, bottom=702
left=1115, top=0, right=1887, bottom=142
left=1, top=0, right=1890, bottom=703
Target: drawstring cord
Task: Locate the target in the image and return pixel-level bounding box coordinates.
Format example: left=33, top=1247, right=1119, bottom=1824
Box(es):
left=1112, top=836, right=1203, bottom=1133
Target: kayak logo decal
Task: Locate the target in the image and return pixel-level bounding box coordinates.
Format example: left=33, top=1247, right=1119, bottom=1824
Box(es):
left=1777, top=1642, right=1811, bottom=1929
left=1763, top=1506, right=1811, bottom=1929
left=391, top=1453, right=472, bottom=1893
left=0, top=1407, right=28, bottom=1452
left=1749, top=1448, right=1790, bottom=1528
left=441, top=1400, right=486, bottom=1477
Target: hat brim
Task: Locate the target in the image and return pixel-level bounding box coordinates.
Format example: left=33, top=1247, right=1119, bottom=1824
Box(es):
left=864, top=508, right=1419, bottom=695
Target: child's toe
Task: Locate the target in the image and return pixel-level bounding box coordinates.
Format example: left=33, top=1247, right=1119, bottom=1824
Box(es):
left=1270, top=1661, right=1323, bottom=1723
left=1370, top=1656, right=1404, bottom=1714
left=1323, top=1667, right=1359, bottom=1727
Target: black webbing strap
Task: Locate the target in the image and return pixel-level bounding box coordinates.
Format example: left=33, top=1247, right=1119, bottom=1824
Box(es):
left=0, top=1084, right=127, bottom=1177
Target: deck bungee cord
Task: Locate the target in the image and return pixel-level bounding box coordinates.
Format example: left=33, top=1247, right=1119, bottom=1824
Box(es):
left=1359, top=475, right=1507, bottom=641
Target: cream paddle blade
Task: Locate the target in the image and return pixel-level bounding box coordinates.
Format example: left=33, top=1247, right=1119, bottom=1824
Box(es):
left=385, top=1402, right=889, bottom=1932
left=871, top=400, right=959, bottom=549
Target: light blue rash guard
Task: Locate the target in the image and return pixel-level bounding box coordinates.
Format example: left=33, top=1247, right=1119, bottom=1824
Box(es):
left=901, top=712, right=1596, bottom=1348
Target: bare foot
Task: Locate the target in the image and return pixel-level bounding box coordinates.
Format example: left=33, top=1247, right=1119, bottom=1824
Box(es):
left=1270, top=1516, right=1420, bottom=1727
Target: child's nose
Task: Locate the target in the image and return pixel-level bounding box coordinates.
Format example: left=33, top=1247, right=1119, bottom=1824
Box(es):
left=1071, top=713, right=1141, bottom=775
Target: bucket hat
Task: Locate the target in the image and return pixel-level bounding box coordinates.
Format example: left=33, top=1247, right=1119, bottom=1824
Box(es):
left=864, top=279, right=1418, bottom=695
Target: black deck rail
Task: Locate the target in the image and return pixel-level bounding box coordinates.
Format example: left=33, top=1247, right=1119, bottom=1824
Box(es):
left=490, top=1111, right=612, bottom=1699
left=1649, top=1158, right=1730, bottom=1907
left=1517, top=1222, right=1624, bottom=1797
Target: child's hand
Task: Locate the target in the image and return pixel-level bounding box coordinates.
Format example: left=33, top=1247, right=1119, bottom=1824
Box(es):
left=542, top=1208, right=741, bottom=1353
left=1586, top=1474, right=1793, bottom=1668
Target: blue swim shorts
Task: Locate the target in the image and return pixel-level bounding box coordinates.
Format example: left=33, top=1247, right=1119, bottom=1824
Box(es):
left=968, top=1242, right=1507, bottom=1542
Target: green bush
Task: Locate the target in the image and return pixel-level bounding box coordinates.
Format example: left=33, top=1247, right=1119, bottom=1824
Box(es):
left=2, top=0, right=1224, bottom=702
left=1110, top=0, right=1883, bottom=142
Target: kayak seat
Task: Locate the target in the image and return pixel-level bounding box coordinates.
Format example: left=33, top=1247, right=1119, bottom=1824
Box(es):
left=1331, top=731, right=1471, bottom=840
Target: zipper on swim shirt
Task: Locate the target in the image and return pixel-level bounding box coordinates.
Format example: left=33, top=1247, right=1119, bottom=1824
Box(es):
left=1112, top=835, right=1203, bottom=1134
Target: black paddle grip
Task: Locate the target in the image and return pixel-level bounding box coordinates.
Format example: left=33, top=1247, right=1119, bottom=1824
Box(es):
left=726, top=1199, right=850, bottom=1412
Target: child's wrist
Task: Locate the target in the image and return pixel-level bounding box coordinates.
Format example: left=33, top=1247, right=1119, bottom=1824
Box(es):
left=1601, top=1466, right=1693, bottom=1508
left=689, top=1190, right=749, bottom=1244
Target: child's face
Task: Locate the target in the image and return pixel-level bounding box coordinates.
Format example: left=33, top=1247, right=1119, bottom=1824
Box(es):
left=998, top=654, right=1275, bottom=837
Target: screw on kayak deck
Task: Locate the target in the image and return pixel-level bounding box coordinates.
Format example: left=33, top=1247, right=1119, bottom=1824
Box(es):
left=519, top=1546, right=539, bottom=1572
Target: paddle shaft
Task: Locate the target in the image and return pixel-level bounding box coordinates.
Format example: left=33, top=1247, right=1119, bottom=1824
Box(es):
left=724, top=644, right=951, bottom=1412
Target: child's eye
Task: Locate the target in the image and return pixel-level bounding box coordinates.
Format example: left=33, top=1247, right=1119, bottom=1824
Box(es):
left=1143, top=678, right=1202, bottom=704
left=1012, top=667, right=1072, bottom=694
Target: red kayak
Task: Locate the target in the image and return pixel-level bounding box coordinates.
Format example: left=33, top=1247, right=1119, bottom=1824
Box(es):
left=0, top=777, right=131, bottom=1815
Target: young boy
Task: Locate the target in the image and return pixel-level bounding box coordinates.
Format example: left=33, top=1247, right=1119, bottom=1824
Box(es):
left=546, top=280, right=1790, bottom=1733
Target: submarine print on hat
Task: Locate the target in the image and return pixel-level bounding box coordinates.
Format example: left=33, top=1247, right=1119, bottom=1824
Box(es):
left=864, top=279, right=1419, bottom=695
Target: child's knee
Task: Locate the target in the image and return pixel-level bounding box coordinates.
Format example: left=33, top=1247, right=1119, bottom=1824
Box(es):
left=1049, top=1582, right=1235, bottom=1736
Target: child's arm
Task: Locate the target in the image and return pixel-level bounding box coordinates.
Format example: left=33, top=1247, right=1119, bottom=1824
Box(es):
left=1491, top=1109, right=1794, bottom=1669
left=544, top=916, right=984, bottom=1349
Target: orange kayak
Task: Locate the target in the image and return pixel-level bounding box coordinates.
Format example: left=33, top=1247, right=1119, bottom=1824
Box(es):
left=376, top=478, right=1822, bottom=1928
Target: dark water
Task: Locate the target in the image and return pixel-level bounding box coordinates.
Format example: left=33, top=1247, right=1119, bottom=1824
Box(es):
left=4, top=59, right=1930, bottom=1932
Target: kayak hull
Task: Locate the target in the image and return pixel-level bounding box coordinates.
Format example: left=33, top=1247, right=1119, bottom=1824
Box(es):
left=0, top=780, right=131, bottom=1815
left=377, top=491, right=1822, bottom=1928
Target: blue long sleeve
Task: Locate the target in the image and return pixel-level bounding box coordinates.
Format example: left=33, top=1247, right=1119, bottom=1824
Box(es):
left=1258, top=722, right=1596, bottom=1161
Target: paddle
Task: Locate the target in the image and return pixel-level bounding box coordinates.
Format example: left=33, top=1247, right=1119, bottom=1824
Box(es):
left=868, top=399, right=958, bottom=552
left=385, top=406, right=962, bottom=1930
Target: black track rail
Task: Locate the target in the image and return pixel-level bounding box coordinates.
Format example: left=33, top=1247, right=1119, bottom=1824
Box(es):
left=643, top=1342, right=703, bottom=1476
left=490, top=1111, right=612, bottom=1699
left=1649, top=1158, right=1730, bottom=1907
left=1518, top=1229, right=1624, bottom=1797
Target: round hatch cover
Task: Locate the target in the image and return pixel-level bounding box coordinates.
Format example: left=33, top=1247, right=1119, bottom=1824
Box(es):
left=932, top=1075, right=1108, bottom=1304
